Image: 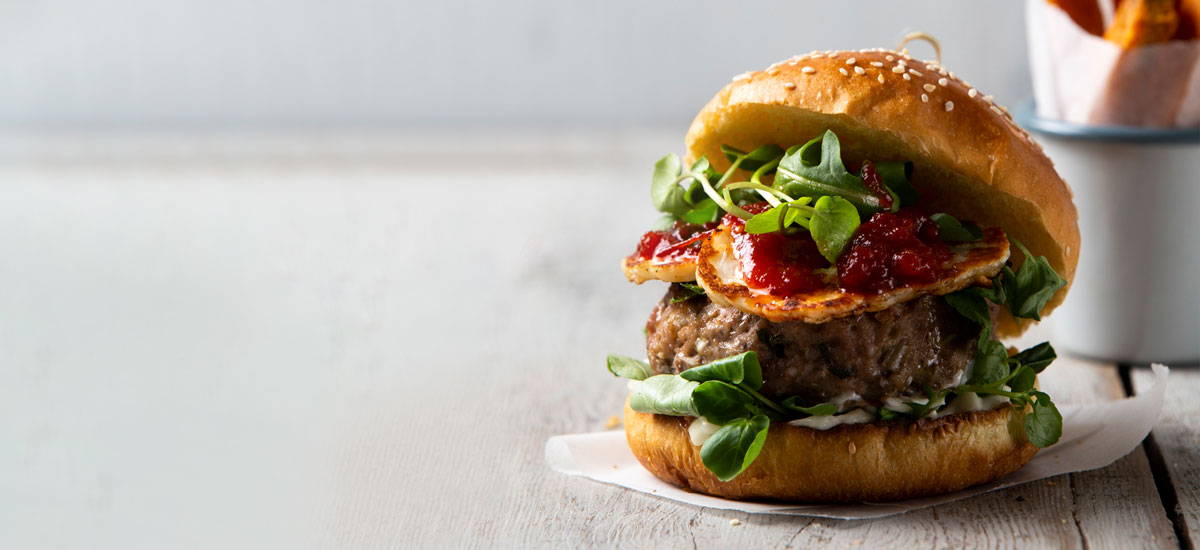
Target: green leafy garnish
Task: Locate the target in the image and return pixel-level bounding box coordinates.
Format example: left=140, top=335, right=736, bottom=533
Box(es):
left=722, top=144, right=786, bottom=172
left=967, top=339, right=1010, bottom=385
left=930, top=213, right=982, bottom=242
left=700, top=415, right=770, bottom=481
left=679, top=351, right=763, bottom=390
left=1012, top=342, right=1056, bottom=373
left=651, top=154, right=688, bottom=216
left=1002, top=241, right=1067, bottom=321
left=670, top=282, right=706, bottom=303
left=809, top=196, right=861, bottom=263
left=606, top=354, right=653, bottom=381
left=628, top=375, right=699, bottom=417
left=780, top=399, right=838, bottom=416
left=1025, top=392, right=1063, bottom=447
left=742, top=194, right=859, bottom=263
left=776, top=130, right=885, bottom=213
left=941, top=243, right=1067, bottom=448
left=692, top=381, right=765, bottom=424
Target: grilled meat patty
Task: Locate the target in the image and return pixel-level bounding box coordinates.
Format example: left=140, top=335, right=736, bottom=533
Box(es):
left=645, top=285, right=981, bottom=405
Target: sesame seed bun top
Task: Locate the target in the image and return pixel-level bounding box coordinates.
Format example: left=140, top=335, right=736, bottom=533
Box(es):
left=684, top=49, right=1079, bottom=337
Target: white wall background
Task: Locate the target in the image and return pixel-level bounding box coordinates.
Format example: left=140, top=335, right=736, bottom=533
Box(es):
left=0, top=1, right=1030, bottom=129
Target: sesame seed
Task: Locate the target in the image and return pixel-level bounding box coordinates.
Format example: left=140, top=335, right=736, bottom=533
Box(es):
left=902, top=73, right=911, bottom=80
left=877, top=74, right=885, bottom=84
left=923, top=83, right=937, bottom=92
left=839, top=67, right=850, bottom=76
left=732, top=72, right=752, bottom=82
left=730, top=519, right=742, bottom=526
left=945, top=101, right=954, bottom=111
left=848, top=442, right=857, bottom=454
left=783, top=82, right=796, bottom=90
left=921, top=93, right=929, bottom=103
left=939, top=68, right=948, bottom=76
left=938, top=77, right=948, bottom=86
left=984, top=94, right=995, bottom=102
left=886, top=55, right=895, bottom=61
left=990, top=105, right=1004, bottom=115
left=870, top=61, right=883, bottom=67
left=891, top=66, right=905, bottom=74
left=845, top=57, right=856, bottom=65
left=968, top=88, right=978, bottom=98
left=926, top=64, right=937, bottom=71
left=854, top=66, right=865, bottom=75
left=909, top=68, right=923, bottom=76
left=801, top=66, right=816, bottom=74
left=767, top=68, right=780, bottom=76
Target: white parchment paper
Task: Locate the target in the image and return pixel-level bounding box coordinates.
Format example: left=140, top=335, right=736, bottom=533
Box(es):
left=1027, top=0, right=1200, bottom=127
left=545, top=364, right=1168, bottom=520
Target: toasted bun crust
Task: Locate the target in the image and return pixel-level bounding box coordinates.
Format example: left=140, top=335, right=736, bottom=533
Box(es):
left=684, top=49, right=1079, bottom=337
left=624, top=401, right=1038, bottom=503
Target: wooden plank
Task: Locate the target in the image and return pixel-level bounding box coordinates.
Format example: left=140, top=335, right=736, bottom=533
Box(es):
left=1134, top=365, right=1200, bottom=546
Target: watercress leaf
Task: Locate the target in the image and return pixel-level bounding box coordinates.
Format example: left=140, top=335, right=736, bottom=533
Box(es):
left=878, top=408, right=898, bottom=420
left=809, top=196, right=861, bottom=263
left=876, top=161, right=919, bottom=206
left=650, top=214, right=677, bottom=231
left=699, top=415, right=771, bottom=481
left=780, top=398, right=838, bottom=416
left=943, top=289, right=992, bottom=345
left=681, top=199, right=719, bottom=224
left=669, top=283, right=705, bottom=303
left=744, top=205, right=787, bottom=234
left=930, top=213, right=983, bottom=242
left=680, top=351, right=763, bottom=390
left=629, top=375, right=699, bottom=417
left=721, top=144, right=785, bottom=172
left=1009, top=365, right=1037, bottom=393
left=1013, top=342, right=1057, bottom=373
left=606, top=354, right=653, bottom=380
left=1007, top=242, right=1067, bottom=320
left=683, top=180, right=707, bottom=206
left=651, top=154, right=689, bottom=216
left=775, top=130, right=884, bottom=213
left=1025, top=391, right=1063, bottom=447
left=692, top=381, right=761, bottom=424
left=968, top=339, right=1010, bottom=386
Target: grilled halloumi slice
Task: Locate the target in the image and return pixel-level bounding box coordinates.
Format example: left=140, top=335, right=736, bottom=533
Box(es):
left=621, top=253, right=698, bottom=283
left=696, top=223, right=1010, bottom=323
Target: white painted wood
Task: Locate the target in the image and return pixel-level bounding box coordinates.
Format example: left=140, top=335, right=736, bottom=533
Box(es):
left=1134, top=366, right=1200, bottom=546
left=0, top=135, right=1179, bottom=549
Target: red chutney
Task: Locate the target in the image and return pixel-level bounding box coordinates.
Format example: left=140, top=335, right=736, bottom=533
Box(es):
left=836, top=208, right=951, bottom=293
left=631, top=221, right=716, bottom=261
left=726, top=204, right=829, bottom=296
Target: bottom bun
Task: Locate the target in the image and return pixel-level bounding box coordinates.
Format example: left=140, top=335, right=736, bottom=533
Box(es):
left=623, top=401, right=1037, bottom=503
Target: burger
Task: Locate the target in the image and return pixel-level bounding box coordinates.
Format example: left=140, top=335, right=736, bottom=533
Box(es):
left=605, top=46, right=1079, bottom=503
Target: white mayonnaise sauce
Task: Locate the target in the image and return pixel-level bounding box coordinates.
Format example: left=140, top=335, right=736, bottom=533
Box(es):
left=688, top=417, right=722, bottom=446
left=933, top=392, right=1010, bottom=418
left=788, top=408, right=874, bottom=430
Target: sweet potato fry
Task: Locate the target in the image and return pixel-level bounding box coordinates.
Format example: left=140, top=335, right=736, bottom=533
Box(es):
left=1174, top=0, right=1200, bottom=39
left=1104, top=0, right=1180, bottom=47
left=1048, top=0, right=1108, bottom=35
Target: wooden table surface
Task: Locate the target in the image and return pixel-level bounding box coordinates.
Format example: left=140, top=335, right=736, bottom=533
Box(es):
left=0, top=132, right=1195, bottom=549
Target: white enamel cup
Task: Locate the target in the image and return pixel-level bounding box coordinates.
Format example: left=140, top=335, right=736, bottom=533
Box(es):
left=1019, top=106, right=1200, bottom=364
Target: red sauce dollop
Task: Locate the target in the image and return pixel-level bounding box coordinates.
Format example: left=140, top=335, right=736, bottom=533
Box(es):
left=836, top=208, right=951, bottom=293
left=859, top=161, right=894, bottom=210
left=631, top=221, right=716, bottom=261
left=726, top=204, right=829, bottom=296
